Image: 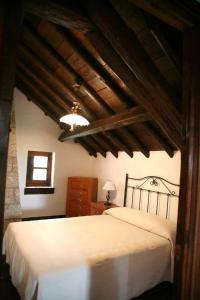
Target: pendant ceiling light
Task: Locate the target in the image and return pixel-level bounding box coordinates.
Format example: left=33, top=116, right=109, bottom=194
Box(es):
left=59, top=102, right=89, bottom=132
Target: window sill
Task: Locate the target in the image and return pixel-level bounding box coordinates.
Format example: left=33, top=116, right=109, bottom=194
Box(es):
left=24, top=187, right=55, bottom=195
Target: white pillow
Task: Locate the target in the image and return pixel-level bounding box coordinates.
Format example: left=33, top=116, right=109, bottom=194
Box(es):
left=104, top=207, right=176, bottom=246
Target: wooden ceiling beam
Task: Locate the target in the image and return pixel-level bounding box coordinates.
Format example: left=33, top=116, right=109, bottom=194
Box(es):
left=128, top=0, right=194, bottom=31
left=74, top=138, right=97, bottom=158
left=103, top=131, right=133, bottom=158
left=85, top=0, right=182, bottom=149
left=17, top=60, right=69, bottom=113
left=92, top=134, right=118, bottom=158
left=83, top=136, right=107, bottom=158
left=16, top=69, right=64, bottom=117
left=118, top=127, right=150, bottom=158
left=144, top=122, right=175, bottom=158
left=53, top=24, right=133, bottom=108
left=149, top=22, right=181, bottom=73
left=59, top=106, right=150, bottom=141
left=19, top=43, right=96, bottom=120
left=24, top=21, right=113, bottom=116
left=24, top=0, right=94, bottom=33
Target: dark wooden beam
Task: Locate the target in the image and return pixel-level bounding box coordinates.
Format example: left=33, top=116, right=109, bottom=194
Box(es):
left=85, top=0, right=182, bottom=149
left=17, top=60, right=69, bottom=113
left=19, top=43, right=96, bottom=120
left=149, top=22, right=181, bottom=73
left=174, top=28, right=200, bottom=300
left=24, top=0, right=94, bottom=33
left=24, top=22, right=113, bottom=116
left=103, top=131, right=133, bottom=158
left=144, top=122, right=175, bottom=158
left=16, top=70, right=64, bottom=117
left=118, top=127, right=150, bottom=158
left=59, top=106, right=150, bottom=141
left=75, top=138, right=97, bottom=158
left=128, top=0, right=194, bottom=31
left=83, top=136, right=107, bottom=158
left=53, top=24, right=133, bottom=108
left=0, top=0, right=23, bottom=268
left=92, top=134, right=118, bottom=158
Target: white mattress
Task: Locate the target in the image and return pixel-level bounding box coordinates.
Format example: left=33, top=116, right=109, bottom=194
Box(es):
left=3, top=210, right=174, bottom=300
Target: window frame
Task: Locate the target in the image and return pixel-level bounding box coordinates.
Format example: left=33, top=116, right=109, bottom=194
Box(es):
left=26, top=151, right=52, bottom=187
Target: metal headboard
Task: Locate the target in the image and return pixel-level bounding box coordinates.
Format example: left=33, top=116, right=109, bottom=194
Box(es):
left=123, top=174, right=179, bottom=219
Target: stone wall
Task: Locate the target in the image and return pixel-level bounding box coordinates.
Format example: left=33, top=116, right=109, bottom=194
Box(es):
left=4, top=109, right=21, bottom=230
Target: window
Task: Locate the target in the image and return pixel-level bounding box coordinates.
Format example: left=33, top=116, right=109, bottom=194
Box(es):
left=26, top=151, right=53, bottom=188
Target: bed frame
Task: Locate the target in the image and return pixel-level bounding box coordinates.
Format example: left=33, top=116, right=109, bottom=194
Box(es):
left=123, top=174, right=180, bottom=299
left=124, top=174, right=179, bottom=220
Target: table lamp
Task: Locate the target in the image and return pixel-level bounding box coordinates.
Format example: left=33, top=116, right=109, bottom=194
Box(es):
left=103, top=180, right=116, bottom=205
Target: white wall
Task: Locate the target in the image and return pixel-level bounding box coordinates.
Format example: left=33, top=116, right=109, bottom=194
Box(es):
left=14, top=89, right=93, bottom=218
left=91, top=151, right=181, bottom=208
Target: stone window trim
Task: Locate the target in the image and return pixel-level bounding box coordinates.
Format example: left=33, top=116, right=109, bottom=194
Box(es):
left=24, top=187, right=55, bottom=195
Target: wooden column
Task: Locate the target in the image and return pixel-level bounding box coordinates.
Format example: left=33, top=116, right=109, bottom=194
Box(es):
left=0, top=1, right=23, bottom=269
left=174, top=28, right=200, bottom=299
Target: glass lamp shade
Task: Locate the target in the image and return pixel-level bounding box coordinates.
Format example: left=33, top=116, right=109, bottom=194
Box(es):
left=103, top=180, right=116, bottom=191
left=59, top=113, right=89, bottom=131
left=59, top=113, right=89, bottom=126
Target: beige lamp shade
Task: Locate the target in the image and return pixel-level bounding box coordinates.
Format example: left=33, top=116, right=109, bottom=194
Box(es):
left=103, top=181, right=116, bottom=191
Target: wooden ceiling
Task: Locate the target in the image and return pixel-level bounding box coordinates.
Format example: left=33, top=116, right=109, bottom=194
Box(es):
left=15, top=0, right=200, bottom=158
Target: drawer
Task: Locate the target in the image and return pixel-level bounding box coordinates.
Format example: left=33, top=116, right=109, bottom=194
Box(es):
left=68, top=203, right=80, bottom=217
left=68, top=179, right=89, bottom=190
left=69, top=202, right=90, bottom=217
left=69, top=195, right=89, bottom=204
left=80, top=203, right=90, bottom=216
left=68, top=189, right=88, bottom=198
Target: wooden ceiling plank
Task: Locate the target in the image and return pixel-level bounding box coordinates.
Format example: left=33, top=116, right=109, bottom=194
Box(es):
left=128, top=0, right=194, bottom=31
left=53, top=24, right=133, bottom=108
left=24, top=21, right=113, bottom=116
left=74, top=138, right=97, bottom=158
left=118, top=127, right=150, bottom=158
left=85, top=0, right=182, bottom=149
left=24, top=0, right=94, bottom=33
left=92, top=134, right=118, bottom=158
left=20, top=43, right=96, bottom=121
left=59, top=106, right=150, bottom=141
left=144, top=122, right=175, bottom=157
left=104, top=131, right=133, bottom=158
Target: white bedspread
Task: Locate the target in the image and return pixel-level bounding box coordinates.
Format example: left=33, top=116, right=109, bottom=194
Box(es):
left=3, top=213, right=173, bottom=300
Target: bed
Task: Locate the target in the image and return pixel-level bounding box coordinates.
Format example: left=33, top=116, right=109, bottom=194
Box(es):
left=3, top=174, right=179, bottom=300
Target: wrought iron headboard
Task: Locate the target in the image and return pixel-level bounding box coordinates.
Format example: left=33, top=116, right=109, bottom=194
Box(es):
left=123, top=174, right=180, bottom=219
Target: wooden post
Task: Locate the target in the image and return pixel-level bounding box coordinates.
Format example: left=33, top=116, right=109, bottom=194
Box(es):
left=174, top=28, right=200, bottom=299
left=0, top=1, right=23, bottom=272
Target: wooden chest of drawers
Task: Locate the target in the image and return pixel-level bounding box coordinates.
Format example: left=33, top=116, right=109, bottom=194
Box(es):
left=66, top=177, right=98, bottom=217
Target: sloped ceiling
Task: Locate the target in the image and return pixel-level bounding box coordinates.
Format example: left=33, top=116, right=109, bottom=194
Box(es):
left=15, top=0, right=200, bottom=158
